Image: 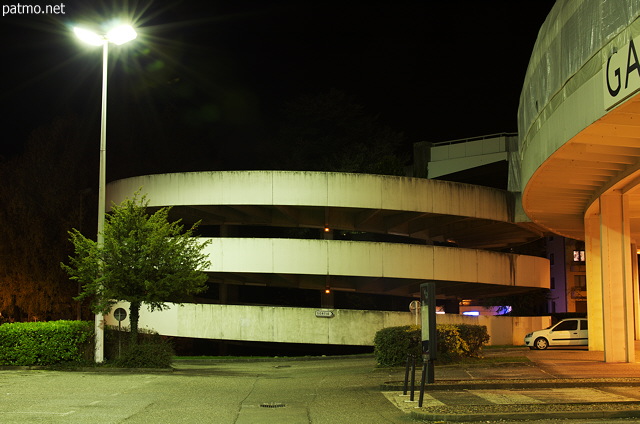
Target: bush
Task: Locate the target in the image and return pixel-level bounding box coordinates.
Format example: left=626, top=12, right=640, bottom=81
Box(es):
left=0, top=321, right=93, bottom=366
left=373, top=325, right=421, bottom=366
left=456, top=324, right=491, bottom=355
left=373, top=324, right=490, bottom=366
left=112, top=340, right=174, bottom=368
left=105, top=326, right=174, bottom=368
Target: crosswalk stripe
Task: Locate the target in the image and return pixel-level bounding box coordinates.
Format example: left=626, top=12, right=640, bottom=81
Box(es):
left=469, top=390, right=543, bottom=404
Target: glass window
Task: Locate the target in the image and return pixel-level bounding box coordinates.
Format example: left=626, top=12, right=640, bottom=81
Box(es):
left=580, top=320, right=588, bottom=330
left=554, top=320, right=577, bottom=331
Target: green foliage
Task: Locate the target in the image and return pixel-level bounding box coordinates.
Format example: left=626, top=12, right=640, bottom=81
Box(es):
left=374, top=325, right=422, bottom=366
left=112, top=340, right=174, bottom=368
left=62, top=193, right=211, bottom=343
left=436, top=324, right=490, bottom=363
left=105, top=326, right=174, bottom=368
left=0, top=320, right=93, bottom=366
left=456, top=323, right=491, bottom=354
left=373, top=324, right=490, bottom=366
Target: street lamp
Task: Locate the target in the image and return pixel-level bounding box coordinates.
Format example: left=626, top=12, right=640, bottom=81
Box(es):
left=74, top=23, right=137, bottom=363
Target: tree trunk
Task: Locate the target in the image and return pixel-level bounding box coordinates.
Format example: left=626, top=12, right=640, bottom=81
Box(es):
left=129, top=301, right=141, bottom=345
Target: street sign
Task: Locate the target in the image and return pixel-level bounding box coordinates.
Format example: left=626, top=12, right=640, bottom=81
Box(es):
left=114, top=308, right=127, bottom=322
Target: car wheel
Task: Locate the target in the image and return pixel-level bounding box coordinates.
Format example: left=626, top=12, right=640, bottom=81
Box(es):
left=534, top=337, right=549, bottom=350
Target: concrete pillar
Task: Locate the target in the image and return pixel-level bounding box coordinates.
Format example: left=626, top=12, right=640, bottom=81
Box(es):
left=584, top=212, right=604, bottom=351
left=633, top=244, right=640, bottom=341
left=599, top=192, right=635, bottom=363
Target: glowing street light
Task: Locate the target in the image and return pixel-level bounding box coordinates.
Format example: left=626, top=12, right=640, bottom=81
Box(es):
left=74, top=23, right=137, bottom=363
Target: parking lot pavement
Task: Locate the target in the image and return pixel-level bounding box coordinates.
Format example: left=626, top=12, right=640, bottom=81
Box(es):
left=0, top=357, right=409, bottom=424
left=382, top=346, right=640, bottom=422
left=4, top=347, right=640, bottom=423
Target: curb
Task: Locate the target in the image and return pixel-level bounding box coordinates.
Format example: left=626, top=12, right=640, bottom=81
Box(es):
left=409, top=408, right=640, bottom=422
left=0, top=365, right=173, bottom=373
left=382, top=378, right=640, bottom=391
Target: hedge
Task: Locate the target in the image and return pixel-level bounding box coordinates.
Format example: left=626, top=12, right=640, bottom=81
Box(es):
left=0, top=320, right=93, bottom=366
left=373, top=324, right=490, bottom=366
left=105, top=325, right=174, bottom=368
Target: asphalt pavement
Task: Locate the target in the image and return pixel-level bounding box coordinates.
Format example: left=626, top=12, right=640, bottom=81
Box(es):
left=2, top=346, right=640, bottom=423
left=383, top=344, right=640, bottom=422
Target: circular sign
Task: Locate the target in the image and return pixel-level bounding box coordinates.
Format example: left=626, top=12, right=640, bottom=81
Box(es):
left=113, top=308, right=127, bottom=322
left=409, top=300, right=420, bottom=312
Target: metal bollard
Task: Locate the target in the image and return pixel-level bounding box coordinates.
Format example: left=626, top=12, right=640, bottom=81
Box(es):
left=403, top=354, right=411, bottom=395
left=409, top=355, right=416, bottom=401
left=418, top=356, right=427, bottom=407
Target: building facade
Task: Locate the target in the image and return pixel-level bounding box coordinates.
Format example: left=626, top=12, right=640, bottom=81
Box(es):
left=519, top=0, right=640, bottom=362
left=104, top=171, right=548, bottom=347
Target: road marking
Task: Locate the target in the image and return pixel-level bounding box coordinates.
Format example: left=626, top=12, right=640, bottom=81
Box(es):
left=470, top=390, right=543, bottom=404
left=382, top=391, right=446, bottom=408
left=0, top=411, right=76, bottom=416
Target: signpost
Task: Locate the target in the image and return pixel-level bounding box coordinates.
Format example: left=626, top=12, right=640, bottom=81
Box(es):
left=113, top=307, right=127, bottom=358
left=419, top=283, right=437, bottom=406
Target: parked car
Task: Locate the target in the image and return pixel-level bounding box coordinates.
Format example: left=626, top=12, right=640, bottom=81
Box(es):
left=524, top=318, right=588, bottom=350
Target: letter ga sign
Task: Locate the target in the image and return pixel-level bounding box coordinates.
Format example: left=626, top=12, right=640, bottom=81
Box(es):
left=604, top=36, right=640, bottom=110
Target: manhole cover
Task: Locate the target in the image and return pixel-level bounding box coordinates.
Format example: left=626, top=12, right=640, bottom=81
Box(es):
left=260, top=402, right=286, bottom=408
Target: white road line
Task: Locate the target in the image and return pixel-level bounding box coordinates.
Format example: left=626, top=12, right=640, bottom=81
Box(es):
left=469, top=389, right=543, bottom=404
left=0, top=411, right=76, bottom=416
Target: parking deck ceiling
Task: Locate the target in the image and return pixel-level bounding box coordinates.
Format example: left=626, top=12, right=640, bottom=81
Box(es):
left=164, top=204, right=544, bottom=251
left=523, top=93, right=640, bottom=241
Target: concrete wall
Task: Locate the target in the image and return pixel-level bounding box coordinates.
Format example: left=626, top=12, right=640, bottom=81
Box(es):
left=106, top=171, right=514, bottom=223
left=429, top=136, right=510, bottom=179
left=105, top=302, right=550, bottom=347
left=201, top=238, right=549, bottom=289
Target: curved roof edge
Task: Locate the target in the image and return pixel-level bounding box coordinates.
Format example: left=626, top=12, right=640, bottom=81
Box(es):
left=107, top=171, right=514, bottom=224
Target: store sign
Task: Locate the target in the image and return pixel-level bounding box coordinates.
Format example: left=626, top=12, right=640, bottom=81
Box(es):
left=604, top=36, right=640, bottom=110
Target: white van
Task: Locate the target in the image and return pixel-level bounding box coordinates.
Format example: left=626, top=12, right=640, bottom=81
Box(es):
left=524, top=318, right=588, bottom=350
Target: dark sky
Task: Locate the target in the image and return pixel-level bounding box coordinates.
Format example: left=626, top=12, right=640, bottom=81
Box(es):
left=0, top=0, right=556, bottom=166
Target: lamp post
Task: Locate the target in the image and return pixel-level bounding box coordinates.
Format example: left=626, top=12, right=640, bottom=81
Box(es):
left=74, top=24, right=137, bottom=363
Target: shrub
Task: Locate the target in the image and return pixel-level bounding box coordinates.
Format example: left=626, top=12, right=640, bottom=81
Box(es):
left=373, top=325, right=421, bottom=366
left=456, top=323, right=491, bottom=356
left=0, top=321, right=93, bottom=366
left=374, top=324, right=490, bottom=366
left=105, top=326, right=174, bottom=368
left=111, top=340, right=174, bottom=368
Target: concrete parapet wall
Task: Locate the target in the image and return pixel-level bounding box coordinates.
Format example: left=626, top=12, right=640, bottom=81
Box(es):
left=105, top=302, right=551, bottom=347
left=201, top=238, right=548, bottom=289
left=106, top=171, right=512, bottom=223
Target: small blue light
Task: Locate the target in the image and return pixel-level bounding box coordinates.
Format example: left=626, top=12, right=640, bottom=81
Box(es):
left=463, top=311, right=480, bottom=316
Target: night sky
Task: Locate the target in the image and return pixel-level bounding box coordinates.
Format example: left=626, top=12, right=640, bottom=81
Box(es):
left=0, top=0, right=556, bottom=171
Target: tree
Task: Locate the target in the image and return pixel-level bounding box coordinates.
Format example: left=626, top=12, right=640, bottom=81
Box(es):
left=267, top=89, right=408, bottom=175
left=62, top=194, right=211, bottom=343
left=0, top=115, right=95, bottom=321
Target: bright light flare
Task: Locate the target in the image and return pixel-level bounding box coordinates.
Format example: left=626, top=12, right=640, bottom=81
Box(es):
left=106, top=25, right=137, bottom=45
left=74, top=24, right=137, bottom=46
left=74, top=27, right=104, bottom=46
